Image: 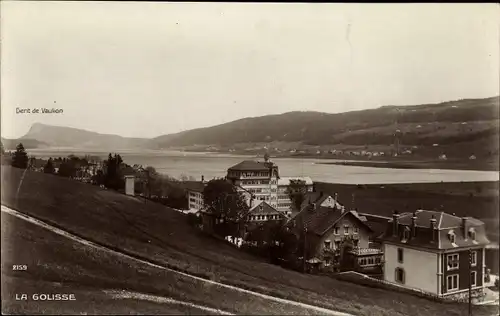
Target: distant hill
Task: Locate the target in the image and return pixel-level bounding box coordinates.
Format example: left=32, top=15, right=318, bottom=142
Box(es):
left=1, top=137, right=49, bottom=150
left=152, top=96, right=499, bottom=148
left=20, top=123, right=152, bottom=150
left=7, top=96, right=499, bottom=159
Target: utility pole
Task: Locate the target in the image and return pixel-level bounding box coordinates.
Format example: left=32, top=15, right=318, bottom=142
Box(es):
left=468, top=249, right=472, bottom=316
left=302, top=226, right=307, bottom=273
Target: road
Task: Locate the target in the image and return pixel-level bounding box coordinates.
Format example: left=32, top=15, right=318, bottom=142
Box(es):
left=1, top=205, right=351, bottom=315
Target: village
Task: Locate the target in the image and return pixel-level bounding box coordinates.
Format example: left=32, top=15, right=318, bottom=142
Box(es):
left=2, top=142, right=497, bottom=307
left=176, top=156, right=498, bottom=305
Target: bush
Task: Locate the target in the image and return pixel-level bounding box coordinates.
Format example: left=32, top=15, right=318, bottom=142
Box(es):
left=187, top=213, right=201, bottom=227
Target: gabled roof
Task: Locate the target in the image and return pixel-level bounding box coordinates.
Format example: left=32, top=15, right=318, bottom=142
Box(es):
left=228, top=160, right=273, bottom=171
left=247, top=201, right=287, bottom=217
left=182, top=181, right=206, bottom=193
left=289, top=198, right=372, bottom=236
left=288, top=192, right=329, bottom=219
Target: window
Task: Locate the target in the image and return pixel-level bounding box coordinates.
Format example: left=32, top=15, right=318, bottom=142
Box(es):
left=360, top=258, right=366, bottom=266
left=334, top=227, right=340, bottom=235
left=375, top=257, right=381, bottom=264
left=397, top=248, right=404, bottom=263
left=354, top=227, right=359, bottom=234
left=353, top=240, right=359, bottom=247
left=447, top=274, right=459, bottom=291
left=403, top=227, right=410, bottom=241
left=335, top=241, right=341, bottom=249
left=468, top=229, right=476, bottom=241
left=324, top=241, right=331, bottom=249
left=471, top=271, right=477, bottom=287
left=344, top=225, right=349, bottom=235
left=368, top=258, right=374, bottom=265
left=471, top=251, right=477, bottom=267
left=448, top=231, right=456, bottom=244
left=447, top=254, right=459, bottom=270
left=395, top=268, right=405, bottom=284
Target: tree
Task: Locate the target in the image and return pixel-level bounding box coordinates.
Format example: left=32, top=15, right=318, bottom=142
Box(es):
left=57, top=158, right=76, bottom=178
left=286, top=179, right=308, bottom=212
left=43, top=158, right=55, bottom=174
left=103, top=153, right=125, bottom=190
left=11, top=143, right=29, bottom=169
left=203, top=178, right=249, bottom=236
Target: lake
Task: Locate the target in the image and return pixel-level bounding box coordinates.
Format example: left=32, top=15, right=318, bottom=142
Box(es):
left=28, top=149, right=499, bottom=184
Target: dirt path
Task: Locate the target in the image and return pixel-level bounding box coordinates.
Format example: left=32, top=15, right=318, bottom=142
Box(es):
left=1, top=205, right=352, bottom=316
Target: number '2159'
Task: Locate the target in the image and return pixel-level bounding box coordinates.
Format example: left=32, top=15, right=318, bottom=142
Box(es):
left=12, top=265, right=27, bottom=271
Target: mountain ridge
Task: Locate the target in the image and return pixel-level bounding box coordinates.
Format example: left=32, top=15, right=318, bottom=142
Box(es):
left=3, top=96, right=499, bottom=158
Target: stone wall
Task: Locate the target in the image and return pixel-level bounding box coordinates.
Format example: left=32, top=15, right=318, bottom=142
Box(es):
left=443, top=288, right=486, bottom=303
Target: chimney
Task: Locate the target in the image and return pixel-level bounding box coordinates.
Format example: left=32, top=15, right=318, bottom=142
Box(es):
left=392, top=210, right=400, bottom=237
left=310, top=203, right=316, bottom=212
left=411, top=212, right=417, bottom=238
left=430, top=215, right=437, bottom=242
left=201, top=175, right=205, bottom=183
left=461, top=217, right=468, bottom=239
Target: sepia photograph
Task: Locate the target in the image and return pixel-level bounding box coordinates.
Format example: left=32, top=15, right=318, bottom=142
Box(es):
left=1, top=2, right=499, bottom=315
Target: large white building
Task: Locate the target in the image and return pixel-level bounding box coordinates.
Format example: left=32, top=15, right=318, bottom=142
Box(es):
left=226, top=159, right=280, bottom=210
left=186, top=159, right=315, bottom=219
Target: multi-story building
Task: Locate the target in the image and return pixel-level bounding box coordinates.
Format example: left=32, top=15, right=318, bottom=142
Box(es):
left=379, top=210, right=490, bottom=300
left=184, top=180, right=206, bottom=213
left=277, top=176, right=313, bottom=214
left=226, top=159, right=280, bottom=210
left=287, top=192, right=380, bottom=273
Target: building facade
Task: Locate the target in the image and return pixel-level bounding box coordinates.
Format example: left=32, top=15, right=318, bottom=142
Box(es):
left=226, top=160, right=280, bottom=210
left=184, top=181, right=206, bottom=213
left=287, top=193, right=379, bottom=272
left=379, top=210, right=490, bottom=300
left=124, top=175, right=135, bottom=196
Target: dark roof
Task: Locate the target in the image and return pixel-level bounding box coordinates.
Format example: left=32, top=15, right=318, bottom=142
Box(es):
left=289, top=192, right=330, bottom=214
left=379, top=210, right=490, bottom=250
left=182, top=181, right=206, bottom=193
left=290, top=200, right=372, bottom=236
left=397, top=210, right=483, bottom=229
left=228, top=160, right=273, bottom=172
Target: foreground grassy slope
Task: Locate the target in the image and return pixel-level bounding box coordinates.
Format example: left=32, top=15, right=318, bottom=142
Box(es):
left=1, top=167, right=497, bottom=316
left=1, top=214, right=320, bottom=315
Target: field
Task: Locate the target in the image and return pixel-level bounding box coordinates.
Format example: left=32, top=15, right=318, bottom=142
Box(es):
left=318, top=158, right=499, bottom=172
left=1, top=166, right=498, bottom=316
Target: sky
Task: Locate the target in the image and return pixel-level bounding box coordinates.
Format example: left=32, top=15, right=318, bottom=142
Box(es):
left=1, top=2, right=499, bottom=139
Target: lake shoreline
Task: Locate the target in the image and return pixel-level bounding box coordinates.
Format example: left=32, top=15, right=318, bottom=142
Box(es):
left=317, top=160, right=499, bottom=172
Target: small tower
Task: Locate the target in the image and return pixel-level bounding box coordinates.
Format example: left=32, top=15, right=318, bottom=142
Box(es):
left=264, top=152, right=270, bottom=162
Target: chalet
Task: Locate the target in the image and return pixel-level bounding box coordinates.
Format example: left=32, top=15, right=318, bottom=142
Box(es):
left=379, top=210, right=490, bottom=300
left=240, top=201, right=288, bottom=239
left=287, top=193, right=382, bottom=273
